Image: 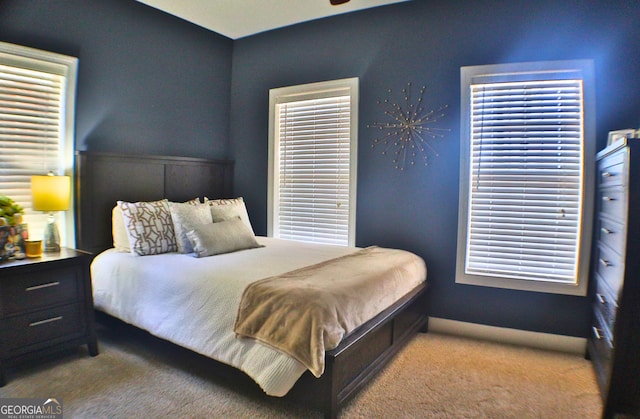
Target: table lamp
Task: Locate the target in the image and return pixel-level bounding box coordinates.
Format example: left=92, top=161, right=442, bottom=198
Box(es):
left=31, top=173, right=70, bottom=253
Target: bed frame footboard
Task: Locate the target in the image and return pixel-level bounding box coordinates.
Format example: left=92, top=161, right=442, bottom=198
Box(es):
left=285, top=281, right=429, bottom=419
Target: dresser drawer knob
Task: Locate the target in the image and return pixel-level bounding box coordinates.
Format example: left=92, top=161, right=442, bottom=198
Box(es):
left=601, top=227, right=612, bottom=235
left=596, top=293, right=607, bottom=304
left=592, top=326, right=603, bottom=340
left=29, top=316, right=63, bottom=327
left=26, top=281, right=60, bottom=292
left=602, top=196, right=614, bottom=201
left=599, top=258, right=611, bottom=267
left=601, top=171, right=613, bottom=178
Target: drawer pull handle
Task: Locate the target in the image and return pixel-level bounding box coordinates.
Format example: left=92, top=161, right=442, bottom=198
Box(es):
left=601, top=227, right=612, bottom=235
left=29, top=316, right=63, bottom=327
left=596, top=293, right=606, bottom=304
left=592, top=326, right=602, bottom=340
left=599, top=258, right=611, bottom=267
left=602, top=196, right=614, bottom=201
left=26, top=281, right=60, bottom=292
left=601, top=171, right=613, bottom=178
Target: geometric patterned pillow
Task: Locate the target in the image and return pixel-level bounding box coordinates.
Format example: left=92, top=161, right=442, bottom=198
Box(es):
left=118, top=199, right=177, bottom=256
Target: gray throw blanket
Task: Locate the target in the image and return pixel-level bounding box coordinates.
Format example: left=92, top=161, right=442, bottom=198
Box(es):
left=234, top=246, right=426, bottom=377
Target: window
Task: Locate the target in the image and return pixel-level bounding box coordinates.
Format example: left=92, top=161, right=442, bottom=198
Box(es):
left=456, top=60, right=595, bottom=295
left=268, top=78, right=358, bottom=246
left=0, top=41, right=78, bottom=246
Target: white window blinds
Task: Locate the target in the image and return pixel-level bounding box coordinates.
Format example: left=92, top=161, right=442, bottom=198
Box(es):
left=269, top=78, right=358, bottom=246
left=456, top=60, right=595, bottom=295
left=467, top=80, right=583, bottom=283
left=0, top=42, right=77, bottom=244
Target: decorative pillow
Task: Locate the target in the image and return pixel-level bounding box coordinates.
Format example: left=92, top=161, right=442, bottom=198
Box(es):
left=186, top=217, right=262, bottom=258
left=118, top=199, right=177, bottom=256
left=112, top=198, right=200, bottom=253
left=205, top=197, right=255, bottom=235
left=112, top=205, right=131, bottom=252
left=168, top=201, right=212, bottom=253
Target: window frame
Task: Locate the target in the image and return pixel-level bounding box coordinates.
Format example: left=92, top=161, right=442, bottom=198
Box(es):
left=0, top=41, right=78, bottom=247
left=267, top=77, right=358, bottom=246
left=455, top=60, right=595, bottom=296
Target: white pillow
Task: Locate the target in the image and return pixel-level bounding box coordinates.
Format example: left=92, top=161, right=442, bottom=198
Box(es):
left=168, top=201, right=212, bottom=253
left=205, top=197, right=254, bottom=235
left=118, top=199, right=177, bottom=256
left=112, top=205, right=131, bottom=252
left=187, top=217, right=262, bottom=258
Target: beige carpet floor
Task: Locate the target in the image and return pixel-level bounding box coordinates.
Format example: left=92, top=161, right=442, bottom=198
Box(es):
left=0, top=321, right=602, bottom=418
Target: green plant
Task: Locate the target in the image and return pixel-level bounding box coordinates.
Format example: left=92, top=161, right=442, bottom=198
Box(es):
left=0, top=195, right=24, bottom=226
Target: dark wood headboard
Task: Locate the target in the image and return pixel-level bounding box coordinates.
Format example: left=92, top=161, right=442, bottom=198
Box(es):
left=75, top=151, right=234, bottom=254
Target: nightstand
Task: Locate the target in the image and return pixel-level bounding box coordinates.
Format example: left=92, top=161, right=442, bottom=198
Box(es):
left=0, top=248, right=98, bottom=386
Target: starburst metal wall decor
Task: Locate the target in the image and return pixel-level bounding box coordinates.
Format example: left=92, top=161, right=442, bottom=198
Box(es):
left=368, top=83, right=449, bottom=170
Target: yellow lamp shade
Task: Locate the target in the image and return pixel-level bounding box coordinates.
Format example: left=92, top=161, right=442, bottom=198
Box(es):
left=31, top=175, right=71, bottom=212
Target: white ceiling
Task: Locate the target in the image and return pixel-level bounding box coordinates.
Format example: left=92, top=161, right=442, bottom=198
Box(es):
left=136, top=0, right=410, bottom=39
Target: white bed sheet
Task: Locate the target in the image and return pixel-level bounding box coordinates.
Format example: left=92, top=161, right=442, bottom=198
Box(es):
left=91, top=236, right=359, bottom=397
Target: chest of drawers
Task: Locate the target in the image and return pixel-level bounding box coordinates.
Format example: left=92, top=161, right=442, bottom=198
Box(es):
left=0, top=248, right=98, bottom=385
left=588, top=139, right=640, bottom=418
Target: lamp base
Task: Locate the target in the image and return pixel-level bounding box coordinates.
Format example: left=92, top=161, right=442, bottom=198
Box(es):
left=43, top=213, right=61, bottom=253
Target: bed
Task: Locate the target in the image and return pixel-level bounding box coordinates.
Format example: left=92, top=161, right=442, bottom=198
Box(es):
left=75, top=151, right=429, bottom=418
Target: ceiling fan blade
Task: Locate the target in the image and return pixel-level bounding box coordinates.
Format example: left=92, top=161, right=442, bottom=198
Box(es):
left=330, top=0, right=351, bottom=4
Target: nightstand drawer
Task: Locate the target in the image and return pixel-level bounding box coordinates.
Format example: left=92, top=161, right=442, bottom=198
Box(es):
left=0, top=266, right=81, bottom=315
left=4, top=303, right=84, bottom=353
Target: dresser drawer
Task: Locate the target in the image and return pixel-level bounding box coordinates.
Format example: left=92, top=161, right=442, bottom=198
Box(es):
left=590, top=312, right=613, bottom=393
left=594, top=276, right=618, bottom=341
left=596, top=217, right=627, bottom=256
left=4, top=303, right=84, bottom=354
left=598, top=150, right=626, bottom=188
left=598, top=186, right=628, bottom=223
left=0, top=266, right=81, bottom=316
left=594, top=245, right=624, bottom=298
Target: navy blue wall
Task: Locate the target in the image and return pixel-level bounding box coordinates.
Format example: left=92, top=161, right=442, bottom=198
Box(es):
left=0, top=0, right=233, bottom=159
left=230, top=0, right=640, bottom=337
left=2, top=0, right=639, bottom=337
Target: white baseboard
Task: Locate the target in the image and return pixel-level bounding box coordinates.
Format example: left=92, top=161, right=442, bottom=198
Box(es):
left=427, top=317, right=587, bottom=355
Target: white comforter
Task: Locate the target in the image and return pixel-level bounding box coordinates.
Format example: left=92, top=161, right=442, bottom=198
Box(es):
left=91, top=237, right=359, bottom=397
